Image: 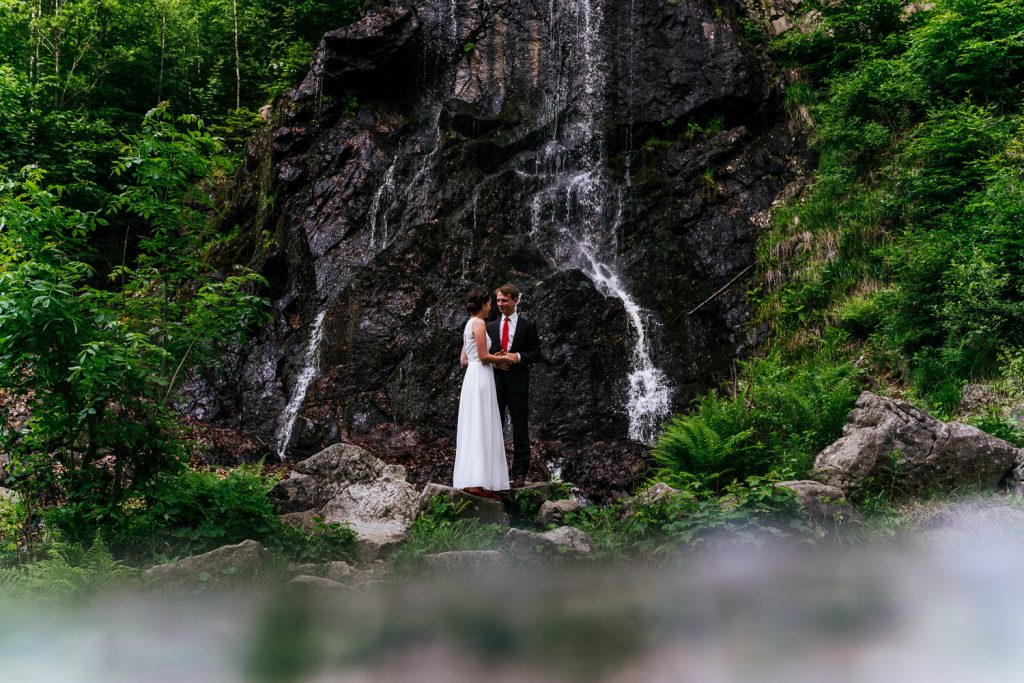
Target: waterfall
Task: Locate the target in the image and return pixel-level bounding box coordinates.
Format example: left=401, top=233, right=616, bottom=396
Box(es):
left=275, top=309, right=328, bottom=459
left=527, top=0, right=672, bottom=444
left=368, top=157, right=397, bottom=248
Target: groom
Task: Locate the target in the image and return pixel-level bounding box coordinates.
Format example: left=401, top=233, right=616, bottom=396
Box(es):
left=488, top=283, right=544, bottom=487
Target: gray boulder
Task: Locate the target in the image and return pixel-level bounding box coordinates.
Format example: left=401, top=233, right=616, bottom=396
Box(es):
left=324, top=560, right=356, bottom=583
left=502, top=526, right=592, bottom=559
left=143, top=540, right=272, bottom=590
left=419, top=483, right=510, bottom=526
left=812, top=392, right=1020, bottom=498
left=423, top=550, right=507, bottom=573
left=536, top=499, right=584, bottom=526
left=913, top=501, right=1024, bottom=549
left=285, top=575, right=348, bottom=591
left=774, top=480, right=861, bottom=527
left=619, top=482, right=684, bottom=518
left=1007, top=451, right=1024, bottom=495
left=269, top=443, right=420, bottom=561
left=959, top=383, right=1000, bottom=414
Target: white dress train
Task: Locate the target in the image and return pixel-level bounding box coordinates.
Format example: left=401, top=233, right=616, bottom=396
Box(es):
left=453, top=318, right=509, bottom=490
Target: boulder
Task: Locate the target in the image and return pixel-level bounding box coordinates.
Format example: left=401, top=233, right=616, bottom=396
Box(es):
left=913, top=501, right=1024, bottom=549
left=620, top=482, right=684, bottom=518
left=270, top=443, right=420, bottom=561
left=419, top=483, right=510, bottom=526
left=536, top=499, right=584, bottom=526
left=634, top=482, right=682, bottom=507
left=325, top=560, right=356, bottom=583
left=959, top=383, right=1000, bottom=414
left=285, top=575, right=349, bottom=591
left=423, top=550, right=507, bottom=573
left=774, top=480, right=861, bottom=527
left=1007, top=451, right=1024, bottom=495
left=143, top=540, right=272, bottom=590
left=502, top=526, right=592, bottom=559
left=812, top=392, right=1020, bottom=498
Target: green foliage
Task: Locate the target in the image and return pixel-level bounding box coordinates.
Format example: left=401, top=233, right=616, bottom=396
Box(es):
left=47, top=465, right=354, bottom=564
left=759, top=0, right=1024, bottom=410
left=387, top=496, right=507, bottom=571
left=0, top=0, right=361, bottom=223
left=276, top=516, right=358, bottom=564
left=625, top=476, right=816, bottom=553
left=652, top=341, right=861, bottom=485
left=0, top=538, right=136, bottom=599
left=0, top=108, right=268, bottom=541
left=564, top=476, right=820, bottom=560
left=561, top=505, right=630, bottom=562
left=548, top=479, right=573, bottom=501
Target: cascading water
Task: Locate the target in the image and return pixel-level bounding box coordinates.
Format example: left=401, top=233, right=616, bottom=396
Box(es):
left=526, top=0, right=671, bottom=444
left=368, top=157, right=398, bottom=248
left=275, top=309, right=328, bottom=459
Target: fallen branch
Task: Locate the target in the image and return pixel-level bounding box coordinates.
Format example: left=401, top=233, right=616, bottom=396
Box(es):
left=678, top=264, right=754, bottom=319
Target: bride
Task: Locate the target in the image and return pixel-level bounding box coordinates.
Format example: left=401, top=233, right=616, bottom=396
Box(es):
left=453, top=286, right=510, bottom=498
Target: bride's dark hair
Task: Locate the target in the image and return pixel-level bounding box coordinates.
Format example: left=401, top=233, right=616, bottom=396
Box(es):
left=465, top=286, right=491, bottom=314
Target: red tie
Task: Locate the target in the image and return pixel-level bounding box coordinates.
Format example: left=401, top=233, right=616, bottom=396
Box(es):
left=502, top=317, right=510, bottom=353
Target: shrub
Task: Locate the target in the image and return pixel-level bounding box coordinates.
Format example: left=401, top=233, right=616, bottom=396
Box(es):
left=387, top=496, right=506, bottom=571
left=625, top=476, right=817, bottom=554
left=46, top=465, right=354, bottom=565
left=0, top=538, right=136, bottom=600
left=651, top=342, right=861, bottom=486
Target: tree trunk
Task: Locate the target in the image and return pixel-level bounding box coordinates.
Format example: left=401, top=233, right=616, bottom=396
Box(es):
left=232, top=0, right=240, bottom=109
left=158, top=11, right=167, bottom=103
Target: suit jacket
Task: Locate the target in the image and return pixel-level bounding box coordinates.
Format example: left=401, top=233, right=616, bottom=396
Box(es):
left=488, top=314, right=543, bottom=395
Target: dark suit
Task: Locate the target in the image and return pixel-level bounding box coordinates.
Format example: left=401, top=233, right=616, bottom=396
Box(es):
left=487, top=314, right=543, bottom=480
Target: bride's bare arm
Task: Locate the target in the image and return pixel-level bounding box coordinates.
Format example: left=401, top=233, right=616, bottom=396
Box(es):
left=460, top=346, right=468, bottom=367
left=472, top=318, right=503, bottom=364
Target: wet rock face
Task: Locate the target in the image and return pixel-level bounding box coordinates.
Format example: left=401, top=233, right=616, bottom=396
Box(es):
left=199, top=0, right=810, bottom=496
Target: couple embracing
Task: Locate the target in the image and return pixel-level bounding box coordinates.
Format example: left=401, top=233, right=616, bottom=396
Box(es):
left=453, top=283, right=543, bottom=499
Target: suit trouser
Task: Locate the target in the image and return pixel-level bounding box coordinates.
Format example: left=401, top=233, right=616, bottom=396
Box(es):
left=497, top=390, right=530, bottom=478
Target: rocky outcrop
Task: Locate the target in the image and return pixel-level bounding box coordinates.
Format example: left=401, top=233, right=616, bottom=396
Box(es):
left=774, top=480, right=860, bottom=527
left=502, top=526, right=593, bottom=559
left=536, top=498, right=584, bottom=526
left=423, top=549, right=507, bottom=573
left=143, top=540, right=273, bottom=590
left=913, top=500, right=1024, bottom=549
left=270, top=443, right=421, bottom=560
left=285, top=575, right=349, bottom=591
left=196, top=0, right=812, bottom=496
left=812, top=392, right=1021, bottom=498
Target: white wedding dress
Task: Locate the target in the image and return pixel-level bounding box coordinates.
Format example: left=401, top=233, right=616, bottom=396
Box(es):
left=453, top=318, right=509, bottom=490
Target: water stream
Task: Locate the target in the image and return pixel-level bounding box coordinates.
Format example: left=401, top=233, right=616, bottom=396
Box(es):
left=527, top=0, right=671, bottom=443
left=275, top=309, right=328, bottom=459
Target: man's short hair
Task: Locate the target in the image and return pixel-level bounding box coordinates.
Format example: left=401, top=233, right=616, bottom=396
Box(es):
left=496, top=283, right=520, bottom=300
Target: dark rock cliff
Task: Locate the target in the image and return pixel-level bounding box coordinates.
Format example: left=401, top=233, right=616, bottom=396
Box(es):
left=196, top=0, right=810, bottom=496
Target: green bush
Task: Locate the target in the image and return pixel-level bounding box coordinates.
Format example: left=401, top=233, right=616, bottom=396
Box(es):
left=0, top=538, right=136, bottom=600
left=759, top=0, right=1024, bottom=411
left=651, top=342, right=861, bottom=486
left=563, top=476, right=820, bottom=560
left=46, top=465, right=354, bottom=565
left=387, top=496, right=506, bottom=571
left=625, top=476, right=816, bottom=553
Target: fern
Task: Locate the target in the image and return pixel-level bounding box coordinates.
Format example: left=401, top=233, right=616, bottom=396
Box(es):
left=0, top=538, right=136, bottom=600
left=651, top=411, right=755, bottom=486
